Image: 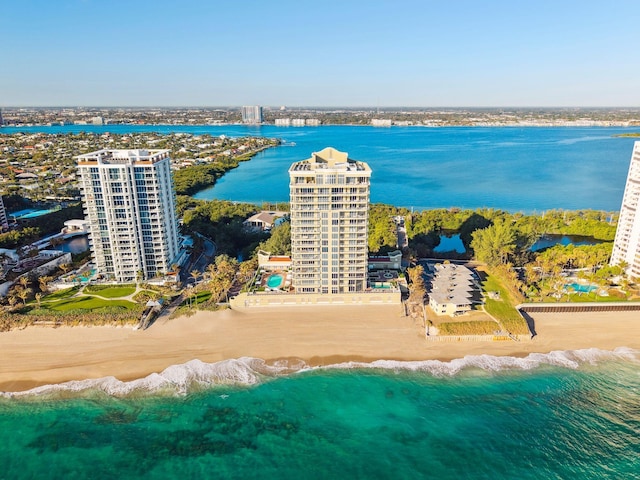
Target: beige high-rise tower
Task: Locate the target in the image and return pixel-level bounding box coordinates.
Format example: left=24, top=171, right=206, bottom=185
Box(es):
left=289, top=147, right=371, bottom=294
left=611, top=141, right=640, bottom=279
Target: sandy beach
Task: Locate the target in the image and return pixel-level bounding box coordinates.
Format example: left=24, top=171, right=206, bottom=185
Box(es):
left=1, top=305, right=639, bottom=392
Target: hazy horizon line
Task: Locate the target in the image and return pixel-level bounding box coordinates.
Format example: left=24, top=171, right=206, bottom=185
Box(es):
left=4, top=105, right=640, bottom=110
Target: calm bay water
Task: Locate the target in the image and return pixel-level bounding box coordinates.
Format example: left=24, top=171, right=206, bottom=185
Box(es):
left=434, top=232, right=604, bottom=253
left=3, top=124, right=637, bottom=211
left=1, top=352, right=639, bottom=479
left=196, top=126, right=635, bottom=212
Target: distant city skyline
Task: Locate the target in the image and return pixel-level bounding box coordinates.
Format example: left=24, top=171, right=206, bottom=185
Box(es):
left=3, top=0, right=640, bottom=107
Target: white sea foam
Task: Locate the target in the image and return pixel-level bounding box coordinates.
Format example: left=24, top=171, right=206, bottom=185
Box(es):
left=2, top=348, right=637, bottom=398
left=325, top=347, right=639, bottom=376
left=1, top=357, right=309, bottom=399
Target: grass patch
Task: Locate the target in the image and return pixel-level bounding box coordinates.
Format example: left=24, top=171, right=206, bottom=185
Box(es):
left=43, top=296, right=138, bottom=312
left=43, top=286, right=81, bottom=302
left=481, top=270, right=530, bottom=335
left=84, top=285, right=136, bottom=298
left=565, top=291, right=625, bottom=302
left=180, top=291, right=212, bottom=307
left=540, top=291, right=629, bottom=303
left=438, top=320, right=501, bottom=335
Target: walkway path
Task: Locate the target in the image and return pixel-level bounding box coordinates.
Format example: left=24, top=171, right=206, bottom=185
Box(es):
left=39, top=284, right=145, bottom=307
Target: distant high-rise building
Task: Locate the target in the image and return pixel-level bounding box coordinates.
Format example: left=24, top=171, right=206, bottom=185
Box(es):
left=0, top=195, right=8, bottom=230
left=288, top=147, right=371, bottom=294
left=611, top=141, right=640, bottom=279
left=77, top=149, right=180, bottom=282
left=241, top=105, right=263, bottom=124
left=0, top=108, right=4, bottom=127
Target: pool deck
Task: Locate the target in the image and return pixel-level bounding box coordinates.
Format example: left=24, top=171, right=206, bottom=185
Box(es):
left=368, top=269, right=399, bottom=283
left=257, top=270, right=292, bottom=291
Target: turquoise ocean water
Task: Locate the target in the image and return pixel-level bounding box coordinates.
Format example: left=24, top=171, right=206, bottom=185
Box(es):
left=1, top=351, right=639, bottom=479
left=3, top=124, right=638, bottom=211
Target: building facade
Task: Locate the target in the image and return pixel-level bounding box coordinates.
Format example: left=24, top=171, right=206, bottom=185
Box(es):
left=289, top=147, right=371, bottom=294
left=0, top=195, right=8, bottom=230
left=77, top=149, right=180, bottom=282
left=241, top=105, right=263, bottom=124
left=611, top=141, right=640, bottom=279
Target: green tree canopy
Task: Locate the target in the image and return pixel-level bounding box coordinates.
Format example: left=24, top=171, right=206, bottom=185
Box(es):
left=470, top=220, right=517, bottom=266
left=258, top=221, right=291, bottom=256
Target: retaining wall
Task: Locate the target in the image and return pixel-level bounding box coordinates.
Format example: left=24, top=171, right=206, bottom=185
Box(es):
left=230, top=290, right=401, bottom=308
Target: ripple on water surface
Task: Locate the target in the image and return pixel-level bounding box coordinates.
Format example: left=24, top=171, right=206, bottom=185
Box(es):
left=0, top=350, right=639, bottom=479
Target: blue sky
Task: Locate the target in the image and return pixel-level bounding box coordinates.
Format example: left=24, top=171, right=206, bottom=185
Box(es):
left=2, top=0, right=639, bottom=107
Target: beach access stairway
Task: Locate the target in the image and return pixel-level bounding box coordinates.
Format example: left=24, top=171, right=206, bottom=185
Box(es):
left=135, top=300, right=165, bottom=330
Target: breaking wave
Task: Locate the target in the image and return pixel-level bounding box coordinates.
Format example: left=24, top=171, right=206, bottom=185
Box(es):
left=326, top=347, right=639, bottom=375
left=3, top=348, right=637, bottom=398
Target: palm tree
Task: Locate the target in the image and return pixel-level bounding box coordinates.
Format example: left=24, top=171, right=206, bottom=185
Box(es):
left=35, top=292, right=42, bottom=309
left=190, top=269, right=201, bottom=284
left=38, top=275, right=53, bottom=293
left=191, top=284, right=201, bottom=307
left=16, top=286, right=32, bottom=306
left=7, top=293, right=18, bottom=309
left=209, top=281, right=224, bottom=304
left=238, top=258, right=257, bottom=284
left=204, top=263, right=217, bottom=282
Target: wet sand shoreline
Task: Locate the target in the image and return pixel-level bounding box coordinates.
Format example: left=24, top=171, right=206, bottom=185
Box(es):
left=1, top=305, right=638, bottom=392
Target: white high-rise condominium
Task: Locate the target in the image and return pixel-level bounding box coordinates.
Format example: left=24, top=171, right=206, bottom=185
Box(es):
left=611, top=141, right=640, bottom=279
left=241, top=105, right=263, bottom=124
left=77, top=149, right=180, bottom=283
left=289, top=147, right=371, bottom=294
left=0, top=195, right=8, bottom=230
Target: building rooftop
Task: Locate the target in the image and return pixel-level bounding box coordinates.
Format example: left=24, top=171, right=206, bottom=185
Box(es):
left=77, top=149, right=170, bottom=165
left=289, top=147, right=370, bottom=173
left=428, top=263, right=477, bottom=304
left=429, top=291, right=473, bottom=306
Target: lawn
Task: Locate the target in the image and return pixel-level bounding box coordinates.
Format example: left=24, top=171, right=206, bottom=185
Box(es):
left=43, top=296, right=138, bottom=312
left=83, top=285, right=136, bottom=298
left=180, top=290, right=212, bottom=307
left=481, top=271, right=530, bottom=335
left=42, top=286, right=81, bottom=302
left=438, top=320, right=501, bottom=335
left=544, top=291, right=630, bottom=303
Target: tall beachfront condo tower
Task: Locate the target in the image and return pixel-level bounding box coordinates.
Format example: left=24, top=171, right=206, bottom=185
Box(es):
left=0, top=195, right=8, bottom=230
left=611, top=141, right=640, bottom=279
left=241, top=105, right=263, bottom=124
left=289, top=147, right=371, bottom=294
left=77, top=149, right=180, bottom=283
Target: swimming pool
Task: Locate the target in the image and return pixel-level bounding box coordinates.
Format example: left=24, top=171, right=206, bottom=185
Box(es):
left=565, top=283, right=597, bottom=293
left=10, top=208, right=58, bottom=219
left=76, top=269, right=96, bottom=283
left=266, top=274, right=284, bottom=289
